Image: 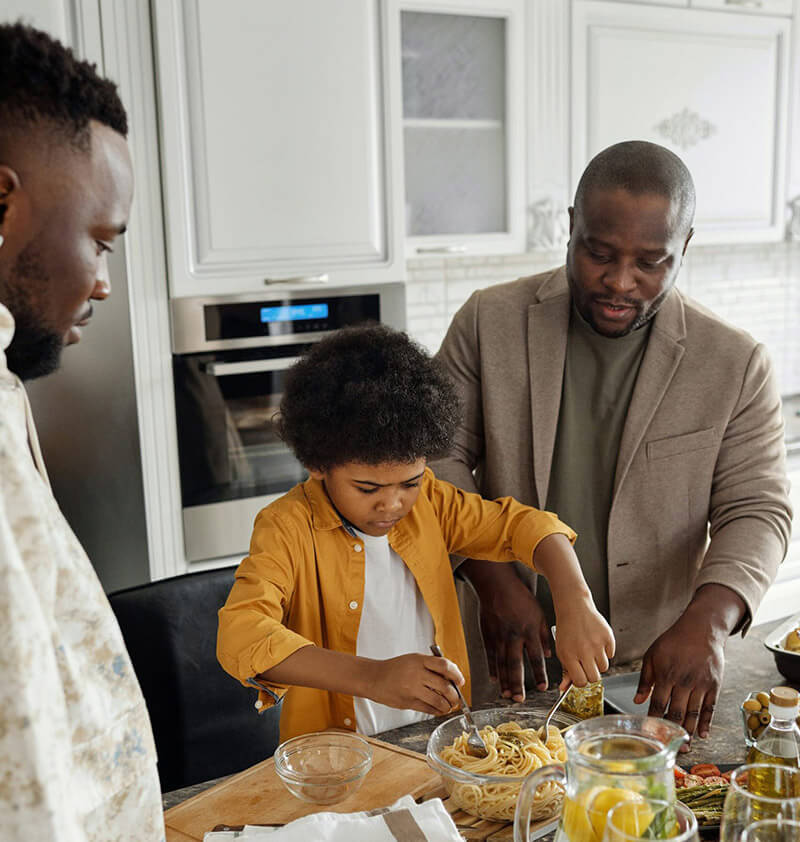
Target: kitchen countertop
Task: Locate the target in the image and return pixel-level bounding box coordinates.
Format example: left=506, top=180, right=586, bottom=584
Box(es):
left=376, top=619, right=794, bottom=765
left=162, top=617, right=798, bottom=811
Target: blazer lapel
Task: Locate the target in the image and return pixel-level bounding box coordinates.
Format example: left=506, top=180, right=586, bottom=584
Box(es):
left=529, top=268, right=570, bottom=508
left=612, top=289, right=687, bottom=499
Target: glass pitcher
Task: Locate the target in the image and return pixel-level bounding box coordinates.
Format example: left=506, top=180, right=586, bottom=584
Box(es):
left=514, top=714, right=689, bottom=842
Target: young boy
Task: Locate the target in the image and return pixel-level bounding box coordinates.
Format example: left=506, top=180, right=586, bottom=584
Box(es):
left=217, top=325, right=615, bottom=740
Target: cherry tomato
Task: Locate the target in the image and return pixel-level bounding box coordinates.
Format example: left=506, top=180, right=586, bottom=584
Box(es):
left=690, top=764, right=721, bottom=778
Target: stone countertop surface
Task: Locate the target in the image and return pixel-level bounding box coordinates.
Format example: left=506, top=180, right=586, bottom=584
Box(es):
left=162, top=618, right=797, bottom=811
left=377, top=618, right=796, bottom=763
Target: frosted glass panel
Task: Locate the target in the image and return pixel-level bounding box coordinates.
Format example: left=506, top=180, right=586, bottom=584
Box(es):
left=401, top=11, right=508, bottom=237
left=404, top=126, right=506, bottom=235
left=402, top=12, right=505, bottom=119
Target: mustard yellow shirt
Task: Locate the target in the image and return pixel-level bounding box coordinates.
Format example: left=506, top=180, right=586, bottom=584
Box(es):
left=217, top=468, right=575, bottom=740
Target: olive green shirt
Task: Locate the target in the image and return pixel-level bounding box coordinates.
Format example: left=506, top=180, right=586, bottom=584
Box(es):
left=540, top=305, right=652, bottom=624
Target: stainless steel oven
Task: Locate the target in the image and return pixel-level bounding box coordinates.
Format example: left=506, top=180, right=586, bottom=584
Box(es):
left=171, top=284, right=405, bottom=562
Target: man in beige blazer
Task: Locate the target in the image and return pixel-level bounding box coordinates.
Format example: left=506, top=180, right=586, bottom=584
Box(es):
left=433, top=141, right=791, bottom=745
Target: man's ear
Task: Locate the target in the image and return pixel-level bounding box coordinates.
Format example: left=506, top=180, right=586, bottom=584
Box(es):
left=568, top=206, right=575, bottom=236
left=0, top=165, right=24, bottom=234
left=682, top=227, right=694, bottom=256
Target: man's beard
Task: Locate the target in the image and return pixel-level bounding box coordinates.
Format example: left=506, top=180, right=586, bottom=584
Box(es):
left=2, top=246, right=64, bottom=381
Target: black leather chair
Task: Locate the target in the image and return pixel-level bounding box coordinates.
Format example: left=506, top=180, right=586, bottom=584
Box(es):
left=108, top=566, right=281, bottom=793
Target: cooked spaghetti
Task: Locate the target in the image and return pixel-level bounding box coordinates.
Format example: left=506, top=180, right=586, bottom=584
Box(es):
left=439, top=721, right=567, bottom=822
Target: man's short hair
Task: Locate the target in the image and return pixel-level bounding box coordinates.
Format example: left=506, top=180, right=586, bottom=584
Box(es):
left=575, top=140, right=696, bottom=235
left=277, top=324, right=461, bottom=471
left=0, top=22, right=128, bottom=151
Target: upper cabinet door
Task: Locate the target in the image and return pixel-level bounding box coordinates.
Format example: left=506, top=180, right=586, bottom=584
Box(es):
left=152, top=1, right=403, bottom=298
left=389, top=0, right=526, bottom=256
left=572, top=1, right=791, bottom=244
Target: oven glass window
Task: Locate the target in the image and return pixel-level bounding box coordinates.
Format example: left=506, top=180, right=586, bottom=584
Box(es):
left=174, top=352, right=307, bottom=507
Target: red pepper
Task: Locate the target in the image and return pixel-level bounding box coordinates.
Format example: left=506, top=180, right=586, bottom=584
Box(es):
left=721, top=770, right=733, bottom=782
left=690, top=764, right=721, bottom=778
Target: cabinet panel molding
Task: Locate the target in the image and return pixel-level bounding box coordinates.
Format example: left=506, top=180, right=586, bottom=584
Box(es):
left=153, top=0, right=402, bottom=296
left=526, top=0, right=571, bottom=249
left=572, top=1, right=791, bottom=244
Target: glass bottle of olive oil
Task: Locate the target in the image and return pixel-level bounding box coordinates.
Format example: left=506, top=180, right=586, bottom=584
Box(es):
left=747, top=687, right=800, bottom=798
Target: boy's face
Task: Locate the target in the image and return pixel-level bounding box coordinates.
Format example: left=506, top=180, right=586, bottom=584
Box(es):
left=308, top=459, right=427, bottom=537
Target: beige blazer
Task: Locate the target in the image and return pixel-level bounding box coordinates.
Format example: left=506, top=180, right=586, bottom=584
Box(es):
left=433, top=266, right=792, bottom=664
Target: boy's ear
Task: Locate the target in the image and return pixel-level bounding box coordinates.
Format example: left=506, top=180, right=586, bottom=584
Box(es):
left=307, top=467, right=325, bottom=481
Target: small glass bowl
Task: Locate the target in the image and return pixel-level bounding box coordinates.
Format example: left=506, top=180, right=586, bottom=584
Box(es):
left=274, top=731, right=373, bottom=805
left=741, top=692, right=771, bottom=749
left=426, top=706, right=580, bottom=822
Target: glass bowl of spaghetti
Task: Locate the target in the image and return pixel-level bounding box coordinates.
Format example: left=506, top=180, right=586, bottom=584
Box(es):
left=426, top=706, right=580, bottom=822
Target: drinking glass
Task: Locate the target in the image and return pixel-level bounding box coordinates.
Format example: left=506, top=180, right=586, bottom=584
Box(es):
left=720, top=765, right=800, bottom=842
left=740, top=819, right=800, bottom=842
left=602, top=798, right=698, bottom=842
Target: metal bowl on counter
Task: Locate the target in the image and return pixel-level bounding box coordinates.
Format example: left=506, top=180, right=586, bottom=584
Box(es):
left=426, top=705, right=580, bottom=822
left=274, top=731, right=373, bottom=805
left=763, top=613, right=800, bottom=684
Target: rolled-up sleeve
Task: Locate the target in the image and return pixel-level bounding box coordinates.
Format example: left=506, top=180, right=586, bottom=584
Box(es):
left=217, top=511, right=315, bottom=706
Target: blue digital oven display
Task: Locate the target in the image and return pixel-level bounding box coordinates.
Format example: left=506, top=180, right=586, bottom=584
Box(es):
left=260, top=303, right=329, bottom=323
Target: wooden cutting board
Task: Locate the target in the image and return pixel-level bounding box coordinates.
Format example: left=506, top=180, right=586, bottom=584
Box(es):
left=163, top=736, right=440, bottom=841
left=164, top=736, right=555, bottom=841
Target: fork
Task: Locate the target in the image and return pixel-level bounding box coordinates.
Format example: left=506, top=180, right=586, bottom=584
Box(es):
left=430, top=643, right=488, bottom=758
left=538, top=682, right=572, bottom=739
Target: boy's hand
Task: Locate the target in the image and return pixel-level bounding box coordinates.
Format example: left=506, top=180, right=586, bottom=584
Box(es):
left=366, top=653, right=464, bottom=715
left=554, top=597, right=615, bottom=690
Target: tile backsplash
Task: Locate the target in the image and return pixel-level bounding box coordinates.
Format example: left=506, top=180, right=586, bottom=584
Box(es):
left=405, top=241, right=800, bottom=397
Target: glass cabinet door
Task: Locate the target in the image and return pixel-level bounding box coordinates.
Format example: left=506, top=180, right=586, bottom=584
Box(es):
left=397, top=1, right=524, bottom=255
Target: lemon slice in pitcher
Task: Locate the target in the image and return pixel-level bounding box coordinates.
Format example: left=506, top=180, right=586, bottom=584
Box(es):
left=606, top=801, right=655, bottom=838
left=587, top=788, right=647, bottom=840
left=562, top=795, right=599, bottom=842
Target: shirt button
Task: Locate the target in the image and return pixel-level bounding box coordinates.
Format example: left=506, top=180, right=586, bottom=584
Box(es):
left=349, top=600, right=358, bottom=610
left=344, top=718, right=352, bottom=727
left=254, top=700, right=263, bottom=710
left=353, top=543, right=362, bottom=552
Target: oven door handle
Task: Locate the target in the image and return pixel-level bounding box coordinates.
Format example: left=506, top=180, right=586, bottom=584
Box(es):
left=202, top=357, right=301, bottom=376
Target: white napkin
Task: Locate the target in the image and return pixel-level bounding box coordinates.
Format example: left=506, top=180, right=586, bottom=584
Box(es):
left=202, top=795, right=464, bottom=841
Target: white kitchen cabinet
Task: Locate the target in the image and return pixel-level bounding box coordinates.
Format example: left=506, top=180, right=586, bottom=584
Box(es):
left=2, top=0, right=103, bottom=59
left=152, top=0, right=404, bottom=298
left=579, top=0, right=794, bottom=15
left=389, top=0, right=526, bottom=256
left=572, top=1, right=792, bottom=244
left=690, top=0, right=793, bottom=16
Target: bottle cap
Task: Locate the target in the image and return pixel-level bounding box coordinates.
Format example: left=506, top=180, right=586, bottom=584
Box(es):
left=769, top=687, right=799, bottom=708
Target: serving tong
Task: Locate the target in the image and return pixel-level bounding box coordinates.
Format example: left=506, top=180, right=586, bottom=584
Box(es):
left=430, top=643, right=488, bottom=758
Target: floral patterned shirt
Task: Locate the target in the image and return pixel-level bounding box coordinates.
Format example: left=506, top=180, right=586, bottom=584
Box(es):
left=0, top=303, right=164, bottom=841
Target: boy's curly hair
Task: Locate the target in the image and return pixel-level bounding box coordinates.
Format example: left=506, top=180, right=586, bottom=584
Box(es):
left=0, top=22, right=128, bottom=150
left=277, top=324, right=461, bottom=471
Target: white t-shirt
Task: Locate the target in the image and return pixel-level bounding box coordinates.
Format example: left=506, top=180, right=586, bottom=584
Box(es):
left=352, top=528, right=436, bottom=736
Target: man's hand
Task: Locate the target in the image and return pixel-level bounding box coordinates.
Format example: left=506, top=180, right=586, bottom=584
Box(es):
left=367, top=653, right=463, bottom=715
left=634, top=584, right=745, bottom=750
left=462, top=559, right=551, bottom=700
